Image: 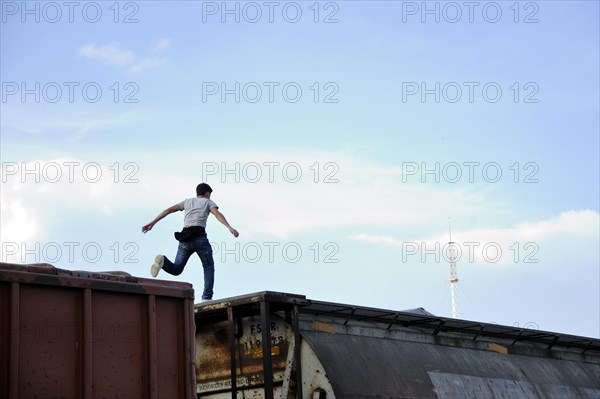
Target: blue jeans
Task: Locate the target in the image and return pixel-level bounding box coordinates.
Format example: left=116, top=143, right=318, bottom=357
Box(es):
left=162, top=235, right=215, bottom=300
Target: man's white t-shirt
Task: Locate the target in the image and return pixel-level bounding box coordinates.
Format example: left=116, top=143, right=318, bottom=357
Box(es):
left=178, top=198, right=218, bottom=228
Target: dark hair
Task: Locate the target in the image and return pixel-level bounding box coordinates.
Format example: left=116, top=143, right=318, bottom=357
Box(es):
left=196, top=183, right=213, bottom=196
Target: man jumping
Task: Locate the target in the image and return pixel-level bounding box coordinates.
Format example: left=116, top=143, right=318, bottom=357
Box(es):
left=141, top=183, right=239, bottom=300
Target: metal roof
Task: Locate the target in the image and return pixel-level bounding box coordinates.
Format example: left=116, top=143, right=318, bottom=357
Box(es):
left=301, top=330, right=600, bottom=399
left=194, top=291, right=600, bottom=399
left=0, top=262, right=194, bottom=298
left=195, top=291, right=600, bottom=355
left=300, top=299, right=600, bottom=355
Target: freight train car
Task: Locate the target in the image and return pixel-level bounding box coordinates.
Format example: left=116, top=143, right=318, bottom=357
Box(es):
left=195, top=291, right=600, bottom=399
left=0, top=262, right=196, bottom=399
left=2, top=263, right=599, bottom=399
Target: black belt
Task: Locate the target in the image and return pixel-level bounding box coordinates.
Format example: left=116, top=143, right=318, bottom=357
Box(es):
left=174, top=226, right=206, bottom=242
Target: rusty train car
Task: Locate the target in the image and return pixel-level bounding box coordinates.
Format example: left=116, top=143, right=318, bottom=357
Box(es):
left=2, top=263, right=600, bottom=398
left=195, top=292, right=600, bottom=398
left=0, top=262, right=196, bottom=398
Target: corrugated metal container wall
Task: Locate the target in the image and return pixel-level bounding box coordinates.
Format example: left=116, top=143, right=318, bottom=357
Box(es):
left=0, top=262, right=196, bottom=399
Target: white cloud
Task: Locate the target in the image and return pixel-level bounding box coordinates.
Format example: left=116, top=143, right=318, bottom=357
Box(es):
left=513, top=210, right=598, bottom=238
left=129, top=57, right=167, bottom=73
left=153, top=38, right=171, bottom=52
left=352, top=233, right=398, bottom=245
left=0, top=195, right=38, bottom=244
left=79, top=41, right=170, bottom=73
left=351, top=210, right=600, bottom=266
left=1, top=157, right=142, bottom=247
left=126, top=148, right=495, bottom=238
left=1, top=106, right=148, bottom=138
left=3, top=149, right=597, bottom=272
left=79, top=44, right=135, bottom=66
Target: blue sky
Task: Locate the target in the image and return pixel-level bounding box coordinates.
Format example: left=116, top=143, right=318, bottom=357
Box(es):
left=1, top=1, right=599, bottom=338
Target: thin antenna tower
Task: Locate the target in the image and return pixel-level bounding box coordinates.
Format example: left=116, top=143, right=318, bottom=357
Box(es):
left=448, top=219, right=459, bottom=319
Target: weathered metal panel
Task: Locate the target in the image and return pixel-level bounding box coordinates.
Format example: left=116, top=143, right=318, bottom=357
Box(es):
left=301, top=330, right=600, bottom=398
left=428, top=371, right=600, bottom=399
left=195, top=292, right=335, bottom=399
left=157, top=296, right=195, bottom=398
left=18, top=284, right=80, bottom=397
left=0, top=262, right=196, bottom=398
left=90, top=290, right=147, bottom=398
left=298, top=339, right=336, bottom=399
left=196, top=314, right=292, bottom=394
left=195, top=312, right=337, bottom=399
left=194, top=291, right=600, bottom=399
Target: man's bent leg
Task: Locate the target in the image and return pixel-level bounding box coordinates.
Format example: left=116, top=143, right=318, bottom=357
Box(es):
left=162, top=242, right=193, bottom=276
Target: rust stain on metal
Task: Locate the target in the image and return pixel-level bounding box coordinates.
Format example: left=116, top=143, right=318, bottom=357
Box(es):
left=251, top=345, right=281, bottom=359
left=196, top=315, right=292, bottom=391
left=488, top=343, right=509, bottom=355
left=311, top=321, right=336, bottom=334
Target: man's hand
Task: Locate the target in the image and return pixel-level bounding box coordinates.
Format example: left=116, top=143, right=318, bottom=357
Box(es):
left=142, top=222, right=154, bottom=233
left=142, top=204, right=181, bottom=234
left=211, top=207, right=239, bottom=237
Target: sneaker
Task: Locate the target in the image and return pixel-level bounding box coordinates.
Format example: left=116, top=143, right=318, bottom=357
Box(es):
left=151, top=255, right=164, bottom=277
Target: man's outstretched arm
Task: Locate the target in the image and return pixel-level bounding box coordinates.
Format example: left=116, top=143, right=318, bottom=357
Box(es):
left=142, top=204, right=181, bottom=233
left=210, top=207, right=239, bottom=237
